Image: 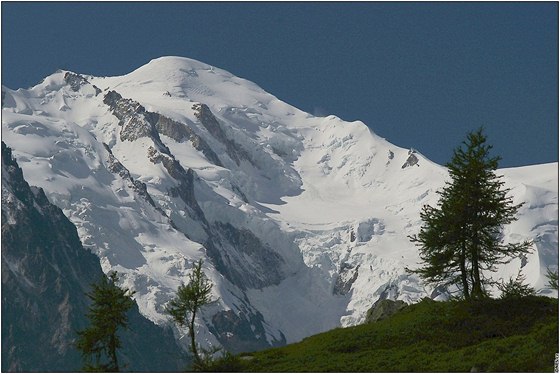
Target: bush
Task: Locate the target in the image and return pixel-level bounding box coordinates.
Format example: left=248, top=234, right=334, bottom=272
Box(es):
left=203, top=351, right=244, bottom=372
left=497, top=271, right=536, bottom=299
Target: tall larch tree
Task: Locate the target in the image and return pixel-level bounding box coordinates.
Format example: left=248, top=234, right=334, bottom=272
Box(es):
left=409, top=128, right=532, bottom=299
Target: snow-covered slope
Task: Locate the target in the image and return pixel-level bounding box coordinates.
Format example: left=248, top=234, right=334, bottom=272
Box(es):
left=1, top=141, right=184, bottom=371
left=2, top=56, right=557, bottom=351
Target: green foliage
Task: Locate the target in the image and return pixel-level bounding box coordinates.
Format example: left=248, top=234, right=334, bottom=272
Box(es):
left=409, top=128, right=532, bottom=299
left=190, top=346, right=221, bottom=372
left=498, top=271, right=536, bottom=299
left=76, top=271, right=135, bottom=372
left=203, top=351, right=244, bottom=372
left=166, top=259, right=214, bottom=369
left=240, top=297, right=558, bottom=372
left=546, top=267, right=559, bottom=290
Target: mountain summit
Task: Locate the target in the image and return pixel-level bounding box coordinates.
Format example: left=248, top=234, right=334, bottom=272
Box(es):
left=2, top=56, right=557, bottom=354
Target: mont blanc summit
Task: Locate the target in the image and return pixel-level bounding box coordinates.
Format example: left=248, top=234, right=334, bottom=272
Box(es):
left=2, top=56, right=557, bottom=354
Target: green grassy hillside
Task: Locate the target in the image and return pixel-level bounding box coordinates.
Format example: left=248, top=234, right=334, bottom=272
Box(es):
left=231, top=296, right=558, bottom=372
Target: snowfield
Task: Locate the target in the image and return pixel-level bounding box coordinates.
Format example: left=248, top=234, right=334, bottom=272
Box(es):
left=2, top=56, right=557, bottom=351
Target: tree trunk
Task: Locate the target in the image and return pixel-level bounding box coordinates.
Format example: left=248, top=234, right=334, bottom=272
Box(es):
left=470, top=239, right=483, bottom=298
left=459, top=243, right=470, bottom=299
left=109, top=333, right=119, bottom=372
left=189, top=310, right=200, bottom=366
left=471, top=264, right=483, bottom=297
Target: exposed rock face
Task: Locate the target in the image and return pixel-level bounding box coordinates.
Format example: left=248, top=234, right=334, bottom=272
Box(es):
left=210, top=222, right=285, bottom=290
left=147, top=145, right=208, bottom=225
left=104, top=143, right=159, bottom=209
left=210, top=309, right=285, bottom=353
left=156, top=114, right=223, bottom=166
left=63, top=72, right=101, bottom=95
left=103, top=89, right=288, bottom=305
left=103, top=91, right=222, bottom=166
left=100, top=89, right=293, bottom=298
left=333, top=263, right=360, bottom=295
left=103, top=90, right=159, bottom=143
left=401, top=149, right=419, bottom=169
left=155, top=115, right=192, bottom=141
left=2, top=142, right=98, bottom=371
left=147, top=143, right=285, bottom=292
left=1, top=142, right=184, bottom=372
left=192, top=103, right=251, bottom=165
left=103, top=143, right=176, bottom=228
left=365, top=299, right=407, bottom=323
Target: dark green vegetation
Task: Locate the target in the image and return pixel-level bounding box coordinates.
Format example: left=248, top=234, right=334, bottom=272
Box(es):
left=240, top=297, right=558, bottom=372
left=409, top=128, right=531, bottom=299
left=547, top=267, right=559, bottom=290
left=76, top=271, right=136, bottom=372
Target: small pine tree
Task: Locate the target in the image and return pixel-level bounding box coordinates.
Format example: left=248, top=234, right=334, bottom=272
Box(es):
left=166, top=259, right=214, bottom=370
left=409, top=128, right=532, bottom=299
left=76, top=271, right=135, bottom=372
left=497, top=270, right=536, bottom=299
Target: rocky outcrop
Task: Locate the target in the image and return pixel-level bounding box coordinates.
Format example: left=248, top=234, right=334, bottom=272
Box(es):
left=192, top=103, right=251, bottom=165
left=63, top=72, right=101, bottom=95
left=209, top=222, right=285, bottom=290
left=156, top=115, right=223, bottom=166
left=103, top=143, right=176, bottom=225
left=104, top=143, right=158, bottom=208
left=147, top=146, right=208, bottom=225
left=1, top=142, right=184, bottom=372
left=401, top=149, right=419, bottom=169
left=365, top=299, right=407, bottom=323
left=333, top=263, right=360, bottom=295
left=146, top=143, right=285, bottom=291
left=103, top=91, right=222, bottom=166
left=2, top=141, right=98, bottom=371
left=210, top=309, right=285, bottom=353
left=103, top=90, right=159, bottom=143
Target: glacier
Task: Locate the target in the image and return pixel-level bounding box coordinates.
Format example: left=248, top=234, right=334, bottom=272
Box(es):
left=2, top=56, right=557, bottom=352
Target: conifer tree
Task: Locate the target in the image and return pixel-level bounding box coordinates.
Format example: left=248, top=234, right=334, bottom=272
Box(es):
left=166, top=259, right=213, bottom=370
left=546, top=267, right=559, bottom=290
left=76, top=271, right=135, bottom=372
left=409, top=128, right=532, bottom=299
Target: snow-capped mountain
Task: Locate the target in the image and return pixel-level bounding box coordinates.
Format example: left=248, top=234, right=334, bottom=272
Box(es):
left=1, top=141, right=184, bottom=371
left=2, top=56, right=557, bottom=353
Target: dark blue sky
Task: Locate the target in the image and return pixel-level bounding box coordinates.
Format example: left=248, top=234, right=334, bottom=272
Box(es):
left=2, top=2, right=558, bottom=167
